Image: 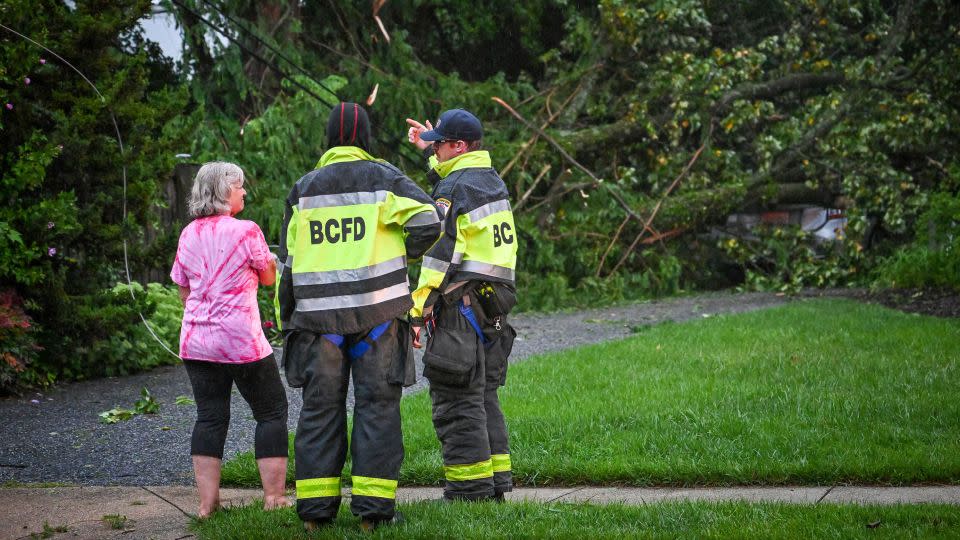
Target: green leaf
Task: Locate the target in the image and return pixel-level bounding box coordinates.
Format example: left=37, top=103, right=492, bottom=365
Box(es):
left=133, top=387, right=161, bottom=415
left=98, top=408, right=135, bottom=424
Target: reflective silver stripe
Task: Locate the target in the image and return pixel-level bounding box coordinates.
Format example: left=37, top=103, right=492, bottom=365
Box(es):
left=466, top=199, right=511, bottom=223
left=421, top=256, right=450, bottom=274
left=292, top=256, right=406, bottom=286
left=451, top=251, right=464, bottom=264
left=460, top=260, right=515, bottom=281
left=295, top=282, right=410, bottom=311
left=405, top=210, right=440, bottom=228
left=299, top=190, right=389, bottom=210
left=285, top=256, right=294, bottom=267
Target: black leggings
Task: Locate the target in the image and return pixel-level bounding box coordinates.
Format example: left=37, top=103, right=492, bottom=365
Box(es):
left=183, top=355, right=289, bottom=460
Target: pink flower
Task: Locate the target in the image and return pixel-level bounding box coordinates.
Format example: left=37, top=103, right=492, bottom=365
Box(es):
left=40, top=58, right=46, bottom=64
left=47, top=222, right=55, bottom=229
left=48, top=247, right=56, bottom=256
left=5, top=103, right=12, bottom=110
left=263, top=321, right=275, bottom=329
left=24, top=77, right=30, bottom=85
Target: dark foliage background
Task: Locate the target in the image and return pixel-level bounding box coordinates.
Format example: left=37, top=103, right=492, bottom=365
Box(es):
left=1, top=0, right=957, bottom=392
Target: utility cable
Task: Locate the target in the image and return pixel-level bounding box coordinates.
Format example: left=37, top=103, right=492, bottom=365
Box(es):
left=171, top=0, right=424, bottom=168
left=171, top=0, right=337, bottom=109
left=196, top=0, right=341, bottom=100
left=0, top=22, right=180, bottom=359
left=0, top=11, right=430, bottom=359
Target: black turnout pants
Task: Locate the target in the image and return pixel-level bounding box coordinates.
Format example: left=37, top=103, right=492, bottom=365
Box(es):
left=284, top=320, right=406, bottom=522
left=423, top=291, right=516, bottom=501
left=183, top=354, right=289, bottom=460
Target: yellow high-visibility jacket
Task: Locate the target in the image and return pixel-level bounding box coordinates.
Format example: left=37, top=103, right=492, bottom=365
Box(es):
left=278, top=146, right=441, bottom=334
left=410, top=150, right=518, bottom=324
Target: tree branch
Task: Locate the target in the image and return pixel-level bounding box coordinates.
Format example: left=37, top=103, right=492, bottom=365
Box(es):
left=174, top=3, right=215, bottom=82
left=608, top=140, right=709, bottom=276
left=501, top=83, right=581, bottom=178
left=712, top=72, right=846, bottom=115
left=595, top=215, right=631, bottom=278
left=514, top=164, right=551, bottom=212
left=493, top=97, right=601, bottom=185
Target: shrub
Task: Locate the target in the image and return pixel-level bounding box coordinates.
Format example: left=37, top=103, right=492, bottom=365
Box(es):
left=9, top=282, right=182, bottom=386
left=874, top=193, right=960, bottom=290
left=517, top=272, right=572, bottom=312
left=1, top=1, right=186, bottom=387
left=874, top=246, right=960, bottom=291
left=515, top=253, right=681, bottom=312
left=575, top=254, right=682, bottom=306
left=257, top=287, right=281, bottom=345
left=84, top=283, right=183, bottom=377
left=0, top=290, right=42, bottom=395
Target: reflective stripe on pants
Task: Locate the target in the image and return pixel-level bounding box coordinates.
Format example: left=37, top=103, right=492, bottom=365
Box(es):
left=296, top=477, right=340, bottom=499
left=352, top=475, right=398, bottom=499
left=444, top=459, right=494, bottom=482
left=426, top=287, right=513, bottom=500
left=288, top=322, right=404, bottom=521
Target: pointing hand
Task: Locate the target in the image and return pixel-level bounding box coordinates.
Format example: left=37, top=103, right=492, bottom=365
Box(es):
left=405, top=118, right=433, bottom=151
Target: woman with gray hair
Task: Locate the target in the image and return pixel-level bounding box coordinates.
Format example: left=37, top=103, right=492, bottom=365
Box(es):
left=170, top=161, right=290, bottom=518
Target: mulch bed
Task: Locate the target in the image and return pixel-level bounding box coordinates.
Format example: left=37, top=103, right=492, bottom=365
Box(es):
left=802, top=287, right=960, bottom=319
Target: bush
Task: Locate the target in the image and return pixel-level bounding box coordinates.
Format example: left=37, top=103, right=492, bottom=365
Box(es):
left=874, top=193, right=960, bottom=290
left=7, top=282, right=183, bottom=387
left=517, top=272, right=572, bottom=312
left=0, top=290, right=42, bottom=395
left=84, top=283, right=183, bottom=377
left=874, top=246, right=960, bottom=291
left=575, top=254, right=683, bottom=305
left=515, top=253, right=682, bottom=312
left=1, top=1, right=186, bottom=388
left=257, top=286, right=281, bottom=345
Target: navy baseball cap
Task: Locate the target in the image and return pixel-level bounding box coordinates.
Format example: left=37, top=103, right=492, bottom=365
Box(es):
left=419, top=109, right=483, bottom=142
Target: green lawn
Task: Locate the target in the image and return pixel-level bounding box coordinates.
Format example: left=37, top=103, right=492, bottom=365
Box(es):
left=223, top=298, right=960, bottom=487
left=192, top=500, right=960, bottom=539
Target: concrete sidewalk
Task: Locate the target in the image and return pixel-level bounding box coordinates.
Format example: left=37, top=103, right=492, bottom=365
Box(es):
left=3, top=485, right=959, bottom=540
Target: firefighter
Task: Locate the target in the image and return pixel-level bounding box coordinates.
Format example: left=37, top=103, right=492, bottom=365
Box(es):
left=278, top=103, right=441, bottom=530
left=405, top=109, right=519, bottom=502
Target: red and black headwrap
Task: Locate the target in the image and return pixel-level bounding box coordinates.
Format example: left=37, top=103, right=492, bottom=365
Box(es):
left=326, top=102, right=372, bottom=152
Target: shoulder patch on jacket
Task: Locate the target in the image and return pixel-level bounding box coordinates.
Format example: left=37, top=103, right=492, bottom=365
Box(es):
left=435, top=197, right=451, bottom=213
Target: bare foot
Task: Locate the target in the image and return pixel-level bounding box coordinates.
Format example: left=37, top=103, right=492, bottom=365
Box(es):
left=197, top=502, right=220, bottom=519
left=264, top=495, right=293, bottom=511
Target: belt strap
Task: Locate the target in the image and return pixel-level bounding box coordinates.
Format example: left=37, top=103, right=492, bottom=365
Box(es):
left=322, top=333, right=344, bottom=347
left=458, top=299, right=489, bottom=345
left=321, top=320, right=392, bottom=360
left=347, top=320, right=391, bottom=360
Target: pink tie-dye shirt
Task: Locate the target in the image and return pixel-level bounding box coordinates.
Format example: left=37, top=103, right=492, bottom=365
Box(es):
left=170, top=215, right=273, bottom=363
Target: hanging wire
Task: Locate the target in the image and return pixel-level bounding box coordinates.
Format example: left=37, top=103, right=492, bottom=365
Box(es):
left=196, top=0, right=342, bottom=99
left=170, top=0, right=425, bottom=167
left=0, top=7, right=429, bottom=359
left=0, top=22, right=181, bottom=359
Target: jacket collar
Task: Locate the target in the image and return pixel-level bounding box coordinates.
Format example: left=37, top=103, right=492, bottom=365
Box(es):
left=316, top=146, right=383, bottom=168
left=434, top=150, right=491, bottom=179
